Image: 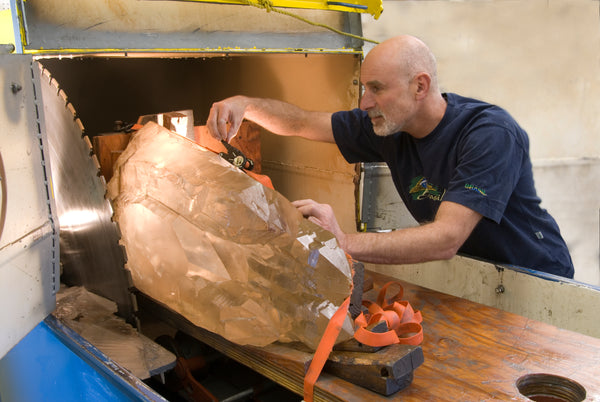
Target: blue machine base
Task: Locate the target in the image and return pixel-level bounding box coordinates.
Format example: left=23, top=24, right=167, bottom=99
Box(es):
left=0, top=316, right=165, bottom=402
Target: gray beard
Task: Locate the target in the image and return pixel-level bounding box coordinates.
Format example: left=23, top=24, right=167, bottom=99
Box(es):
left=372, top=119, right=398, bottom=137
left=369, top=109, right=399, bottom=137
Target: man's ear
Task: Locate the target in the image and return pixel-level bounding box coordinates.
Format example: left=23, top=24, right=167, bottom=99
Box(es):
left=414, top=72, right=431, bottom=100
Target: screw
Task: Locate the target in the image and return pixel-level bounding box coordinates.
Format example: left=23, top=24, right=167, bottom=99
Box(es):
left=233, top=155, right=245, bottom=168
left=11, top=83, right=22, bottom=94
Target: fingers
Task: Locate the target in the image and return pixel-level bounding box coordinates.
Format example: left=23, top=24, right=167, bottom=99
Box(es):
left=206, top=98, right=245, bottom=142
left=291, top=199, right=313, bottom=208
left=292, top=199, right=332, bottom=226
left=291, top=199, right=318, bottom=217
left=307, top=215, right=323, bottom=228
left=227, top=115, right=243, bottom=143
left=292, top=199, right=345, bottom=245
left=206, top=103, right=223, bottom=140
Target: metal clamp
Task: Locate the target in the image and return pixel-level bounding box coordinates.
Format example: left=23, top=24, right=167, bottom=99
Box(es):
left=218, top=140, right=254, bottom=171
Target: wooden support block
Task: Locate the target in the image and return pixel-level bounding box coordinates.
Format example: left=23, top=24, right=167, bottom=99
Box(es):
left=92, top=133, right=131, bottom=182
left=325, top=344, right=424, bottom=396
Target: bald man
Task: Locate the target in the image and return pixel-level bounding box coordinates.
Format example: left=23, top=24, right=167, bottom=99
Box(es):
left=207, top=35, right=574, bottom=278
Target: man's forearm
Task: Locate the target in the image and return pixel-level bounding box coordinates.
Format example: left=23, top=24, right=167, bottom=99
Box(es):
left=341, top=223, right=460, bottom=265
left=209, top=95, right=335, bottom=143
left=244, top=97, right=332, bottom=141
left=340, top=201, right=482, bottom=265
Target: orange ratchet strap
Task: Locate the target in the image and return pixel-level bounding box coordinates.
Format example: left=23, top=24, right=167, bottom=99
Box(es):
left=303, top=296, right=351, bottom=402
left=203, top=140, right=274, bottom=189
left=303, top=280, right=423, bottom=401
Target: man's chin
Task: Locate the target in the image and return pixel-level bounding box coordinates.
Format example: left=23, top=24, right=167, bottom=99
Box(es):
left=370, top=116, right=397, bottom=136
left=373, top=125, right=394, bottom=137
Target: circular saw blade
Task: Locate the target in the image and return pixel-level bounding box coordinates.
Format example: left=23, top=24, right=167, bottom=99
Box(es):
left=38, top=63, right=134, bottom=320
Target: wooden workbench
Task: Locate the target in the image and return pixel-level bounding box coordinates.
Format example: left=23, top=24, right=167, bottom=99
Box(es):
left=138, top=270, right=600, bottom=401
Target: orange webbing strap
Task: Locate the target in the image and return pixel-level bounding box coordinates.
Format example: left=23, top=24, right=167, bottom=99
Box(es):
left=303, top=255, right=356, bottom=402
left=354, top=281, right=423, bottom=347
left=303, top=296, right=350, bottom=402
left=244, top=169, right=274, bottom=190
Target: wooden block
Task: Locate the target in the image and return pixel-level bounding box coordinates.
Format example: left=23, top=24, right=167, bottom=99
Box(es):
left=92, top=133, right=131, bottom=182
left=325, top=344, right=424, bottom=396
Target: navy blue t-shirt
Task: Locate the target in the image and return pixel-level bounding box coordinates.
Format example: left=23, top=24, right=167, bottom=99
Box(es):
left=332, top=93, right=574, bottom=278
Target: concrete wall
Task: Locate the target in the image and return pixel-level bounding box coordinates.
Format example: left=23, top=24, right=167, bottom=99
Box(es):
left=361, top=0, right=600, bottom=285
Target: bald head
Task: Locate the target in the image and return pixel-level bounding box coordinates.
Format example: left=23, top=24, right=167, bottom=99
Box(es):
left=359, top=35, right=447, bottom=138
left=366, top=35, right=440, bottom=93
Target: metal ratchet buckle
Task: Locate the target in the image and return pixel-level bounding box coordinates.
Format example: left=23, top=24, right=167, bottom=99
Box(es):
left=219, top=140, right=254, bottom=171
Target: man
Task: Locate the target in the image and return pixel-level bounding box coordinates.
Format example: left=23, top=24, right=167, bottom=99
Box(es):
left=207, top=35, right=574, bottom=278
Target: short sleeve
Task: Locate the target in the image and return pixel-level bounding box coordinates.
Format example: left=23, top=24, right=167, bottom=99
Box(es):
left=442, top=120, right=526, bottom=223
left=331, top=109, right=386, bottom=163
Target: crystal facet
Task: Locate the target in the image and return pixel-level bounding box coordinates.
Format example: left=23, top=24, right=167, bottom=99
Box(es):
left=107, top=122, right=354, bottom=349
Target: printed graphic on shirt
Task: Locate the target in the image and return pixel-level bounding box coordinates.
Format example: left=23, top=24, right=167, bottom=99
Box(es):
left=464, top=183, right=487, bottom=196
left=409, top=176, right=445, bottom=201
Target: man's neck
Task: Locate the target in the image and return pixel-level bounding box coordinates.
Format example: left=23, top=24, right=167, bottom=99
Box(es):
left=410, top=92, right=448, bottom=139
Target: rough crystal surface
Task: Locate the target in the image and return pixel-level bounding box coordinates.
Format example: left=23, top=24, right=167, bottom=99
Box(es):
left=107, top=122, right=354, bottom=349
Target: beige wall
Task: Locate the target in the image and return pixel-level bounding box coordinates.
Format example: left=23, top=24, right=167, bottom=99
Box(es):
left=362, top=0, right=600, bottom=160
left=361, top=0, right=600, bottom=285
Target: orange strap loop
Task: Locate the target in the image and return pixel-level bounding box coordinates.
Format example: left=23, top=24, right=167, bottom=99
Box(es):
left=303, top=279, right=424, bottom=401
left=354, top=281, right=423, bottom=347
left=303, top=255, right=356, bottom=402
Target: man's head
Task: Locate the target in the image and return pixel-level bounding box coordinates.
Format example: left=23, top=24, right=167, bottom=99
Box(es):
left=360, top=35, right=443, bottom=138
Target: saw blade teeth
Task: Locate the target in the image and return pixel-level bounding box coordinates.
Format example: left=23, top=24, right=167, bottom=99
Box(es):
left=75, top=118, right=85, bottom=135
left=113, top=220, right=123, bottom=238
left=66, top=102, right=78, bottom=119
left=40, top=66, right=52, bottom=84
left=58, top=89, right=68, bottom=106
left=83, top=134, right=93, bottom=152
left=98, top=174, right=107, bottom=187
left=119, top=244, right=128, bottom=265
left=49, top=77, right=60, bottom=94
left=91, top=153, right=102, bottom=176
left=106, top=197, right=116, bottom=216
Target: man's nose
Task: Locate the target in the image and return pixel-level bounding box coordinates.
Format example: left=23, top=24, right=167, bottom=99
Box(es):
left=360, top=91, right=374, bottom=111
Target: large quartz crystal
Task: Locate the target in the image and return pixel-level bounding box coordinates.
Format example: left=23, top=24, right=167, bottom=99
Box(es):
left=107, top=122, right=354, bottom=350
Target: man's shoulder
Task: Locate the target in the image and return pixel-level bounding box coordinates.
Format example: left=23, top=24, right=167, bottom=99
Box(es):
left=333, top=108, right=367, bottom=121
left=445, top=93, right=520, bottom=129
left=445, top=93, right=500, bottom=113
left=331, top=108, right=371, bottom=137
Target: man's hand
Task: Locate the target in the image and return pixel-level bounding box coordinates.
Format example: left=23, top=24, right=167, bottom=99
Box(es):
left=208, top=96, right=335, bottom=144
left=207, top=96, right=249, bottom=142
left=292, top=199, right=347, bottom=249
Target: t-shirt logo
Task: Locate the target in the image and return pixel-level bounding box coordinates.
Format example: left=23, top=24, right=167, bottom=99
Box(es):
left=409, top=176, right=445, bottom=201
left=464, top=183, right=487, bottom=196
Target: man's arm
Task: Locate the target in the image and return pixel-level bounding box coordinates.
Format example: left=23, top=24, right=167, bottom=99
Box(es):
left=293, top=199, right=482, bottom=265
left=207, top=95, right=334, bottom=143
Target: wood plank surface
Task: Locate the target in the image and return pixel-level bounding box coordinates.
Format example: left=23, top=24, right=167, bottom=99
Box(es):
left=138, top=271, right=600, bottom=401
left=365, top=271, right=600, bottom=401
